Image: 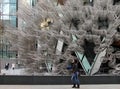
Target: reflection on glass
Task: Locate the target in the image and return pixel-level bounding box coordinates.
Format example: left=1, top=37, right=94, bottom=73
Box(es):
left=2, top=16, right=9, bottom=20
left=82, top=56, right=91, bottom=73
left=0, top=1, right=17, bottom=27
left=0, top=0, right=17, bottom=60
left=3, top=4, right=9, bottom=15
left=10, top=16, right=16, bottom=26
left=10, top=0, right=17, bottom=3
left=3, top=0, right=9, bottom=3
left=9, top=4, right=16, bottom=15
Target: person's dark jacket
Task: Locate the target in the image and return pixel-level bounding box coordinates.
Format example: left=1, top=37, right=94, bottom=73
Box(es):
left=72, top=63, right=79, bottom=73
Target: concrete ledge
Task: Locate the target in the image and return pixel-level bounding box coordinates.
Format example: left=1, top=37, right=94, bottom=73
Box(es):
left=0, top=76, right=120, bottom=85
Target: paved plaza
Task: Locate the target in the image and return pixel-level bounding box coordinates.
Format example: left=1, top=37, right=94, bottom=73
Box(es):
left=0, top=85, right=120, bottom=89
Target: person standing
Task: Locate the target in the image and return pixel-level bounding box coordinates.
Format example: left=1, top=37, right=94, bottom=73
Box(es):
left=71, top=59, right=80, bottom=88
left=5, top=63, right=9, bottom=70
left=11, top=63, right=15, bottom=70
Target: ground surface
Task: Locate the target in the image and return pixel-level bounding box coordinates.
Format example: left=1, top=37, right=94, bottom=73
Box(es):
left=0, top=85, right=119, bottom=89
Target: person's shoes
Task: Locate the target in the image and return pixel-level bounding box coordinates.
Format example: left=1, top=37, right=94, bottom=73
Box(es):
left=77, top=84, right=80, bottom=88
left=72, top=84, right=76, bottom=88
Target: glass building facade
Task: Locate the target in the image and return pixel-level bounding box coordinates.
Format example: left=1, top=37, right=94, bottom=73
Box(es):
left=0, top=0, right=37, bottom=59
left=0, top=0, right=17, bottom=27
left=0, top=0, right=17, bottom=59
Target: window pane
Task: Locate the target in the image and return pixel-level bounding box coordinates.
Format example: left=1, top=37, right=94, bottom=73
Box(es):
left=3, top=4, right=10, bottom=15
left=0, top=4, right=2, bottom=14
left=9, top=4, right=16, bottom=15
left=10, top=0, right=17, bottom=3
left=10, top=16, right=16, bottom=26
left=3, top=16, right=10, bottom=26
left=2, top=15, right=9, bottom=20
left=3, top=0, right=9, bottom=3
left=0, top=51, right=17, bottom=58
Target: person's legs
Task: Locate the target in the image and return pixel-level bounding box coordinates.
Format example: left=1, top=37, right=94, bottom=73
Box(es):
left=71, top=73, right=76, bottom=88
left=75, top=72, right=80, bottom=88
